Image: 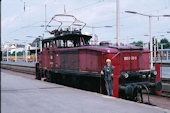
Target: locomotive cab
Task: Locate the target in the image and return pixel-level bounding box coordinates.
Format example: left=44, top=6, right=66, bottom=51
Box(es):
left=42, top=33, right=92, bottom=49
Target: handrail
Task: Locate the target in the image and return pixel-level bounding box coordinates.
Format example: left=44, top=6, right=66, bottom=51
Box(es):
left=111, top=52, right=120, bottom=60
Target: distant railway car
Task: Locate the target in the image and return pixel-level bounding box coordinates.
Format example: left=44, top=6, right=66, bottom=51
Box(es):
left=11, top=57, right=16, bottom=62
left=3, top=56, right=7, bottom=61
left=36, top=14, right=162, bottom=103
left=23, top=55, right=35, bottom=62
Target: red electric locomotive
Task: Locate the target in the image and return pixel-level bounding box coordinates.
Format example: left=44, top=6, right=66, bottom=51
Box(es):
left=36, top=14, right=162, bottom=103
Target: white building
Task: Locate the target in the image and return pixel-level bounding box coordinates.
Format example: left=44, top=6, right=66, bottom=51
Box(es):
left=89, top=34, right=99, bottom=45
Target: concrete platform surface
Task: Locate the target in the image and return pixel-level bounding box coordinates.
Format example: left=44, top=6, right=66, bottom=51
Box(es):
left=1, top=60, right=35, bottom=67
left=1, top=71, right=170, bottom=113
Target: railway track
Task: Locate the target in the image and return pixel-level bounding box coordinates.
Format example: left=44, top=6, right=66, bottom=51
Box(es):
left=1, top=63, right=170, bottom=98
left=162, top=78, right=170, bottom=84
left=161, top=90, right=170, bottom=98
left=1, top=63, right=35, bottom=75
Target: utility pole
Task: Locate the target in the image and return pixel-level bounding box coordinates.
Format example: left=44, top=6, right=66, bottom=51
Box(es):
left=0, top=0, right=1, bottom=61
left=15, top=43, right=17, bottom=62
left=26, top=44, right=28, bottom=62
left=116, top=0, right=120, bottom=46
left=149, top=16, right=153, bottom=68
left=24, top=2, right=26, bottom=12
left=45, top=4, right=47, bottom=28
left=22, top=41, right=26, bottom=62
left=35, top=42, right=37, bottom=63
left=7, top=46, right=9, bottom=62
left=7, top=47, right=9, bottom=62
left=40, top=35, right=43, bottom=52
left=154, top=37, right=156, bottom=62
left=160, top=43, right=165, bottom=59
left=5, top=42, right=9, bottom=62
left=92, top=26, right=95, bottom=45
left=160, top=43, right=166, bottom=50
left=14, top=39, right=19, bottom=62
left=157, top=40, right=159, bottom=52
left=23, top=50, right=24, bottom=60
left=40, top=34, right=44, bottom=52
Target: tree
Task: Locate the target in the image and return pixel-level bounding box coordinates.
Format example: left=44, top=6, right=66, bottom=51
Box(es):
left=2, top=51, right=7, bottom=56
left=159, top=38, right=170, bottom=49
left=17, top=52, right=23, bottom=56
left=11, top=51, right=15, bottom=56
left=2, top=51, right=11, bottom=56
left=131, top=41, right=143, bottom=47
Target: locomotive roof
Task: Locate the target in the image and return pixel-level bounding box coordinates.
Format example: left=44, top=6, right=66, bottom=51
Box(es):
left=109, top=46, right=144, bottom=50
left=42, top=34, right=92, bottom=42
left=54, top=46, right=119, bottom=53
left=51, top=45, right=149, bottom=53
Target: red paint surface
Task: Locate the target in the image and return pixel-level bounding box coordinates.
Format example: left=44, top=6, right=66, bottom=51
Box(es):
left=155, top=63, right=162, bottom=95
left=139, top=52, right=150, bottom=70
left=38, top=44, right=151, bottom=96
left=39, top=43, right=150, bottom=73
left=113, top=65, right=120, bottom=98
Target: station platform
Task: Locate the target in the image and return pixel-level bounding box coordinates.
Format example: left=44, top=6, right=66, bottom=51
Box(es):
left=154, top=60, right=170, bottom=67
left=1, top=60, right=35, bottom=67
left=1, top=71, right=170, bottom=113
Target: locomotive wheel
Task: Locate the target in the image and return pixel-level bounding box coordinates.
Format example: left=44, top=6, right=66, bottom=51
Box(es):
left=49, top=71, right=55, bottom=83
left=134, top=86, right=143, bottom=103
left=45, top=71, right=50, bottom=82
left=36, top=68, right=41, bottom=80
left=136, top=92, right=143, bottom=103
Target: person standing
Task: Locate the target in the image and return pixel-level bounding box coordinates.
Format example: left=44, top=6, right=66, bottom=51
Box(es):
left=101, top=59, right=114, bottom=96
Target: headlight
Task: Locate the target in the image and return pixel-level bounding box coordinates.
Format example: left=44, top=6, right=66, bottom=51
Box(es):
left=142, top=74, right=146, bottom=78
left=121, top=72, right=129, bottom=78
left=148, top=74, right=151, bottom=78
left=124, top=73, right=129, bottom=78
left=151, top=70, right=157, bottom=75
left=153, top=70, right=157, bottom=75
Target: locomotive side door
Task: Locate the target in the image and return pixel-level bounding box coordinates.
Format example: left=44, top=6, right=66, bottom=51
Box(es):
left=121, top=52, right=131, bottom=71
left=121, top=52, right=139, bottom=72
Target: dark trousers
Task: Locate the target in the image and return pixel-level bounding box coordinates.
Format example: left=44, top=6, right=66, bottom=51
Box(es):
left=105, top=80, right=111, bottom=96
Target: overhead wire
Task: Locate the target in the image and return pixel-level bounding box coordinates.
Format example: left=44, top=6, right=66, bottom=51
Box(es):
left=67, top=0, right=104, bottom=13
left=3, top=0, right=170, bottom=42
left=4, top=0, right=105, bottom=38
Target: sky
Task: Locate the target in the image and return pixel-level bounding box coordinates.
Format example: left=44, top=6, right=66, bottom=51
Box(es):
left=2, top=0, right=170, bottom=44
